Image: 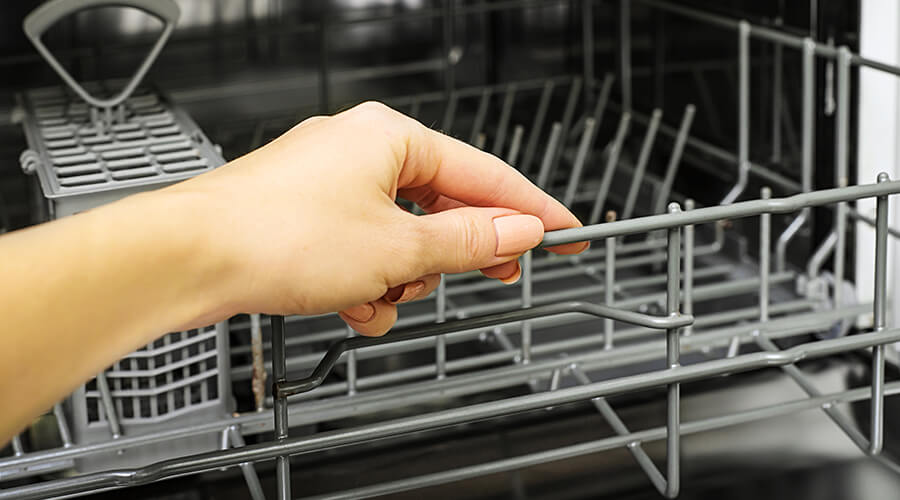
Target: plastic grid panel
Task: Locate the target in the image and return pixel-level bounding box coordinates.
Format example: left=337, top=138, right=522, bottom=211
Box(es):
left=83, top=327, right=220, bottom=426
left=22, top=85, right=211, bottom=195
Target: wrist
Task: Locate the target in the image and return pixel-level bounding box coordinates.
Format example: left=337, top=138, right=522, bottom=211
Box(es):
left=112, top=187, right=241, bottom=330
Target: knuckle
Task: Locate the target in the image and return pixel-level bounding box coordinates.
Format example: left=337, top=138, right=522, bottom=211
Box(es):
left=350, top=101, right=394, bottom=121
left=457, top=215, right=486, bottom=269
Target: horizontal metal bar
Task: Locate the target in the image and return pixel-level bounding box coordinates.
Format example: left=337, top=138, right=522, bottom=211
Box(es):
left=304, top=379, right=900, bottom=500
left=0, top=300, right=849, bottom=479
left=275, top=301, right=692, bottom=397
left=7, top=326, right=899, bottom=500
left=541, top=179, right=900, bottom=246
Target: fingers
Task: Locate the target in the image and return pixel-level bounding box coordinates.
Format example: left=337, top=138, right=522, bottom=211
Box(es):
left=397, top=120, right=589, bottom=255
left=384, top=274, right=440, bottom=304
left=339, top=298, right=396, bottom=337
left=480, top=260, right=521, bottom=284
left=412, top=206, right=543, bottom=275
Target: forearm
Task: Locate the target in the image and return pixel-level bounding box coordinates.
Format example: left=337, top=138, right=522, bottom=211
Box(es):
left=0, top=189, right=232, bottom=442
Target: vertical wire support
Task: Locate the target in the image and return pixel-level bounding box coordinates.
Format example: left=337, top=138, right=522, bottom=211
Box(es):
left=619, top=0, right=632, bottom=112
left=582, top=0, right=595, bottom=96
left=346, top=325, right=357, bottom=395
left=721, top=20, right=750, bottom=205
left=623, top=109, right=663, bottom=219
left=871, top=172, right=889, bottom=454
left=492, top=84, right=517, bottom=156
left=604, top=211, right=617, bottom=350
left=652, top=105, right=696, bottom=217
left=760, top=188, right=772, bottom=325
left=665, top=202, right=682, bottom=498
left=270, top=315, right=291, bottom=500
left=683, top=199, right=695, bottom=337
left=771, top=17, right=784, bottom=164
left=776, top=38, right=815, bottom=272
left=469, top=88, right=491, bottom=145
left=521, top=252, right=534, bottom=364
left=834, top=47, right=851, bottom=308
left=506, top=125, right=525, bottom=166
left=436, top=274, right=448, bottom=379
left=589, top=113, right=631, bottom=224
left=521, top=80, right=555, bottom=174
left=536, top=122, right=563, bottom=189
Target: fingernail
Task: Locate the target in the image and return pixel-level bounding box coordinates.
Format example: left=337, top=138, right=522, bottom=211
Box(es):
left=386, top=281, right=426, bottom=305
left=343, top=303, right=375, bottom=323
left=493, top=214, right=544, bottom=257
left=499, top=265, right=521, bottom=285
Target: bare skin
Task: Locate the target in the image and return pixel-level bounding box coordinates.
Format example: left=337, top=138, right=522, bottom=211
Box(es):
left=0, top=102, right=587, bottom=443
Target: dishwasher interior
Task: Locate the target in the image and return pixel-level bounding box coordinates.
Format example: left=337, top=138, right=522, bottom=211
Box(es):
left=3, top=1, right=900, bottom=499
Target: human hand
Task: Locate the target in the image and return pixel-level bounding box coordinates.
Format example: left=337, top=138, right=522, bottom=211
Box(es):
left=172, top=101, right=588, bottom=335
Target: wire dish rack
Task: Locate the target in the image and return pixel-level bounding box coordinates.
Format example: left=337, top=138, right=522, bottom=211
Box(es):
left=4, top=0, right=900, bottom=499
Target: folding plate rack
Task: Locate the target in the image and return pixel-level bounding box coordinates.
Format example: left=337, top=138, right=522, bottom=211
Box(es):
left=5, top=1, right=900, bottom=499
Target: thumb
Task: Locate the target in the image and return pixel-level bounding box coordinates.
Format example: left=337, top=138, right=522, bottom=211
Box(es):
left=415, top=207, right=544, bottom=275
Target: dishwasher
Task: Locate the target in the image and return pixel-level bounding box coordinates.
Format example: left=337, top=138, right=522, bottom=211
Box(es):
left=3, top=1, right=900, bottom=499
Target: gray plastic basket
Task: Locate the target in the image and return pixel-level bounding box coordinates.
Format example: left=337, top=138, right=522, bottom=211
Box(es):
left=13, top=0, right=233, bottom=472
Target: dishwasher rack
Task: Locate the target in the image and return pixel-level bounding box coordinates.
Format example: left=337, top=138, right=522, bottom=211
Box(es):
left=5, top=0, right=900, bottom=499
left=3, top=179, right=900, bottom=500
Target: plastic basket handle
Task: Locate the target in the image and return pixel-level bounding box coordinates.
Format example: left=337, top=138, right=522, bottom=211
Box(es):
left=23, top=0, right=180, bottom=109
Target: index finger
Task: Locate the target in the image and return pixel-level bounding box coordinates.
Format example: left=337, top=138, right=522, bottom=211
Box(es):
left=398, top=119, right=589, bottom=255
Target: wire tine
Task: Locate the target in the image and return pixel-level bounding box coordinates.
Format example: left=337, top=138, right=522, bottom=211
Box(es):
left=469, top=89, right=491, bottom=146
left=563, top=117, right=597, bottom=207
left=771, top=17, right=784, bottom=164
left=834, top=47, right=851, bottom=309
left=720, top=20, right=750, bottom=205
left=492, top=84, right=517, bottom=156
left=10, top=435, right=24, bottom=456
left=623, top=109, right=663, bottom=219
left=807, top=231, right=837, bottom=279
left=506, top=125, right=525, bottom=166
left=409, top=97, right=421, bottom=119
left=536, top=122, right=563, bottom=189
left=521, top=80, right=555, bottom=175
left=589, top=113, right=631, bottom=225
left=760, top=188, right=771, bottom=325
left=550, top=77, right=583, bottom=175
left=652, top=104, right=695, bottom=217
left=683, top=199, right=695, bottom=337
left=95, top=371, right=121, bottom=440
left=775, top=38, right=815, bottom=272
